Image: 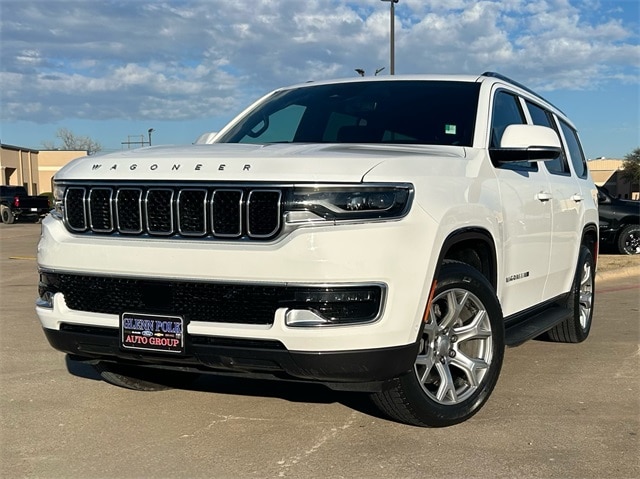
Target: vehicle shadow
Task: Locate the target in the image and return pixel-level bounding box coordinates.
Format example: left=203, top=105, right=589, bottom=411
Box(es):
left=64, top=354, right=387, bottom=421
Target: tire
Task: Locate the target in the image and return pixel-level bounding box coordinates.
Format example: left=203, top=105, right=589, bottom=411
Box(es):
left=545, top=246, right=595, bottom=343
left=617, top=225, right=640, bottom=255
left=94, top=362, right=199, bottom=391
left=372, top=261, right=505, bottom=427
left=1, top=207, right=15, bottom=224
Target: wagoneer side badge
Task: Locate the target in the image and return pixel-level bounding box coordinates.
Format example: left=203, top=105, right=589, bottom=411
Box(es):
left=506, top=271, right=530, bottom=283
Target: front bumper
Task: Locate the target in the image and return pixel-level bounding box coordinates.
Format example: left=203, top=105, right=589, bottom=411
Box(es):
left=37, top=208, right=437, bottom=386
left=43, top=324, right=419, bottom=390
left=37, top=210, right=437, bottom=351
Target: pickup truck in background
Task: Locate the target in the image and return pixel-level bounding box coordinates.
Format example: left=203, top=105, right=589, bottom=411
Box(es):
left=597, top=186, right=640, bottom=255
left=0, top=186, right=50, bottom=224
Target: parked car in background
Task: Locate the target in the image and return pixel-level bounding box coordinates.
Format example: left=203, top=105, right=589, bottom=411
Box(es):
left=0, top=185, right=50, bottom=224
left=597, top=186, right=640, bottom=255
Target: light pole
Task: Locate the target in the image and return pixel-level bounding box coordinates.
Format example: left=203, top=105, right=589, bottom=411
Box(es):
left=148, top=128, right=154, bottom=146
left=380, top=0, right=398, bottom=75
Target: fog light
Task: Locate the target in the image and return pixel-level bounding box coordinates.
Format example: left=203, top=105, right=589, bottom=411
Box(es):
left=294, top=290, right=375, bottom=303
left=284, top=285, right=384, bottom=327
left=37, top=289, right=55, bottom=309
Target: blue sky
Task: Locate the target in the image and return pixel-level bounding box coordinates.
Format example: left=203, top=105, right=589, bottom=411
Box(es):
left=1, top=0, right=638, bottom=159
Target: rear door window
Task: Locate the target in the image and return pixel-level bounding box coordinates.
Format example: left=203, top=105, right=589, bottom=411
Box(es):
left=559, top=121, right=588, bottom=178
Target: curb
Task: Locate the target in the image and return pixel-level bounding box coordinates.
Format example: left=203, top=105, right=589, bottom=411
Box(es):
left=596, top=265, right=640, bottom=282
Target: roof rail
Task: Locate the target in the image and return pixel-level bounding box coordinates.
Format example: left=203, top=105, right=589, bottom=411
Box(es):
left=481, top=71, right=565, bottom=115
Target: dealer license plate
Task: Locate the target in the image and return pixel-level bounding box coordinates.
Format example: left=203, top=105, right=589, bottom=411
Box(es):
left=120, top=312, right=185, bottom=354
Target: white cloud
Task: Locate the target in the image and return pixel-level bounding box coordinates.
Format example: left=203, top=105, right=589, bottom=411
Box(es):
left=0, top=0, right=637, bottom=123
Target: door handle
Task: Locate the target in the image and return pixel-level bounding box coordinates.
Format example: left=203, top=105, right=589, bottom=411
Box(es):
left=535, top=192, right=552, bottom=202
left=571, top=194, right=583, bottom=202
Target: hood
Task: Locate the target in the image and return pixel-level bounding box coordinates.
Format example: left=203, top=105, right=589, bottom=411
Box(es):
left=56, top=143, right=465, bottom=183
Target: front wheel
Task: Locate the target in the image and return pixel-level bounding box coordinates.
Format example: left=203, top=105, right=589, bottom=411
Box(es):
left=617, top=225, right=640, bottom=255
left=372, top=261, right=504, bottom=427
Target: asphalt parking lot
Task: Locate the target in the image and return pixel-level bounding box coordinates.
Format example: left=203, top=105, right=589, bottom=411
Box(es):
left=1, top=222, right=638, bottom=478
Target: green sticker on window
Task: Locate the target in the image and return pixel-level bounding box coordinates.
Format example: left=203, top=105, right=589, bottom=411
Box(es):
left=445, top=124, right=457, bottom=135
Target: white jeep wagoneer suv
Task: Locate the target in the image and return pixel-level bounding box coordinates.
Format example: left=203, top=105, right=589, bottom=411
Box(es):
left=37, top=72, right=598, bottom=426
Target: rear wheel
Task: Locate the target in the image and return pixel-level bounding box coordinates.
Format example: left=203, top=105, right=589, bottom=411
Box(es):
left=94, top=362, right=199, bottom=391
left=545, top=245, right=594, bottom=343
left=372, top=261, right=504, bottom=427
left=617, top=225, right=640, bottom=255
left=1, top=207, right=15, bottom=224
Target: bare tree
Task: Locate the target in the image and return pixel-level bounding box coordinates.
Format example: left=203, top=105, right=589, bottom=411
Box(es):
left=42, top=128, right=102, bottom=155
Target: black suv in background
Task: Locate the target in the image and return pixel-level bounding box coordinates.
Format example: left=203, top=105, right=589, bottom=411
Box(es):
left=597, top=186, right=640, bottom=255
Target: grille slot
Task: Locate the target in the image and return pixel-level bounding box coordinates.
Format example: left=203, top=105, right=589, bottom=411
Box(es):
left=88, top=188, right=113, bottom=232
left=212, top=190, right=243, bottom=237
left=146, top=189, right=174, bottom=235
left=247, top=190, right=282, bottom=238
left=65, top=187, right=87, bottom=231
left=62, top=184, right=283, bottom=240
left=178, top=189, right=207, bottom=236
left=116, top=189, right=143, bottom=233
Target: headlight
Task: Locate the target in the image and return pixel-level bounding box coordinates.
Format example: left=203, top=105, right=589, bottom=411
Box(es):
left=287, top=184, right=412, bottom=222
left=52, top=180, right=65, bottom=219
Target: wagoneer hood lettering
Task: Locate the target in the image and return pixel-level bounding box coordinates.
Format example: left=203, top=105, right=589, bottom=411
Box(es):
left=58, top=143, right=465, bottom=182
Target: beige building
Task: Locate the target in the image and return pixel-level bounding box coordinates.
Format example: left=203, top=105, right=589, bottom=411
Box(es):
left=38, top=150, right=87, bottom=193
left=587, top=157, right=638, bottom=200
left=0, top=144, right=87, bottom=195
left=0, top=144, right=40, bottom=194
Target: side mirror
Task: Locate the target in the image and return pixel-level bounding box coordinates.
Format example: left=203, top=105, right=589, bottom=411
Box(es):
left=490, top=125, right=561, bottom=163
left=194, top=132, right=218, bottom=144
left=596, top=189, right=609, bottom=204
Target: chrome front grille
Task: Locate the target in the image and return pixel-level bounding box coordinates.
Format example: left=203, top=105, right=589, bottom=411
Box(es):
left=63, top=184, right=283, bottom=240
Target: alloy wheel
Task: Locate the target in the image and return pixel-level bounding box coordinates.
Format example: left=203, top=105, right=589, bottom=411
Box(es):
left=415, top=288, right=493, bottom=405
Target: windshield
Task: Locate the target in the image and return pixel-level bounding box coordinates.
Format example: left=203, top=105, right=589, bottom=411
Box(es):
left=217, top=81, right=480, bottom=147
